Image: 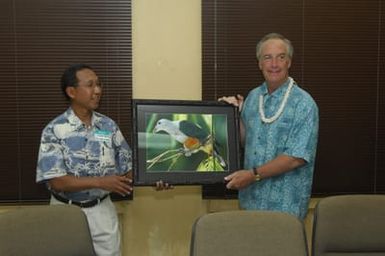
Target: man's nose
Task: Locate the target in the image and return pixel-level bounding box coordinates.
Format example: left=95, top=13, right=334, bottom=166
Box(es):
left=271, top=57, right=278, bottom=66
left=95, top=85, right=102, bottom=94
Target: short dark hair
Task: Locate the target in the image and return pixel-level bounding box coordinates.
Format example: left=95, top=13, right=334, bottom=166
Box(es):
left=61, top=63, right=93, bottom=100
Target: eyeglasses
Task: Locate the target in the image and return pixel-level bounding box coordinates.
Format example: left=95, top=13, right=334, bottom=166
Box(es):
left=77, top=80, right=103, bottom=89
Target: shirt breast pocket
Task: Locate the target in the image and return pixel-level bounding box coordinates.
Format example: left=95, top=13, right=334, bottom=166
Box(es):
left=100, top=144, right=115, bottom=167
left=274, top=118, right=292, bottom=146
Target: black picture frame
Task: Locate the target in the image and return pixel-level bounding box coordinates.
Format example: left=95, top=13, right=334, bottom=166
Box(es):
left=132, top=99, right=240, bottom=185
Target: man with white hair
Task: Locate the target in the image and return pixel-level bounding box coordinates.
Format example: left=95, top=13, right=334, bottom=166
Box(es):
left=220, top=33, right=319, bottom=220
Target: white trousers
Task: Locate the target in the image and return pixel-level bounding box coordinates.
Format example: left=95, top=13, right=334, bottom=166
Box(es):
left=50, top=195, right=121, bottom=256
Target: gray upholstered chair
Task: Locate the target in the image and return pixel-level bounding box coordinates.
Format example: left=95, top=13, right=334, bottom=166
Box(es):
left=0, top=205, right=95, bottom=256
left=190, top=210, right=308, bottom=256
left=312, top=195, right=385, bottom=256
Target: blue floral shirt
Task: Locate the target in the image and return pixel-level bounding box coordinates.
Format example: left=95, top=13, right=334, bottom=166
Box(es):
left=36, top=108, right=132, bottom=201
left=240, top=79, right=319, bottom=219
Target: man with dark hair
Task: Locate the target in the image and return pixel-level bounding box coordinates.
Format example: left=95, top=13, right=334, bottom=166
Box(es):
left=220, top=33, right=319, bottom=220
left=36, top=64, right=132, bottom=255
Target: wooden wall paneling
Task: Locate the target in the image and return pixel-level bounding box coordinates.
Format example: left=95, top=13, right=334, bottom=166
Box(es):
left=0, top=0, right=20, bottom=201
left=376, top=1, right=385, bottom=193
left=0, top=0, right=132, bottom=202
left=304, top=0, right=379, bottom=194
left=202, top=0, right=383, bottom=197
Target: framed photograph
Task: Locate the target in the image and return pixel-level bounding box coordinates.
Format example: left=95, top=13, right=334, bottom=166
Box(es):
left=132, top=99, right=240, bottom=185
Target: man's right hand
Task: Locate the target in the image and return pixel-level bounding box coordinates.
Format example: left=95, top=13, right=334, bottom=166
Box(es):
left=218, top=94, right=244, bottom=112
left=98, top=175, right=133, bottom=196
left=224, top=170, right=255, bottom=190
left=49, top=174, right=132, bottom=196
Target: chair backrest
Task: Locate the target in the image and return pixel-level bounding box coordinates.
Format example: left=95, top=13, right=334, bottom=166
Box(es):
left=312, top=195, right=385, bottom=256
left=190, top=210, right=308, bottom=256
left=0, top=205, right=95, bottom=256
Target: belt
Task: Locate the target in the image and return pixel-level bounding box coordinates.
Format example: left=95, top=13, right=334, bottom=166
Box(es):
left=52, top=193, right=109, bottom=208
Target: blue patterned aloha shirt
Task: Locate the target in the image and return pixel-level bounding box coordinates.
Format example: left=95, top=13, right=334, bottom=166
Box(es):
left=36, top=107, right=132, bottom=201
left=240, top=78, right=319, bottom=219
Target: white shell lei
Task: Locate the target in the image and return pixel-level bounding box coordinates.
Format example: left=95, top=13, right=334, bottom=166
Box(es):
left=259, top=77, right=294, bottom=124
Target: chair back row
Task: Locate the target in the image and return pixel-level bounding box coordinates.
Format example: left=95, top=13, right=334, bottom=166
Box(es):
left=1, top=195, right=384, bottom=256
left=312, top=195, right=385, bottom=256
left=190, top=195, right=385, bottom=256
left=190, top=210, right=308, bottom=256
left=0, top=205, right=95, bottom=256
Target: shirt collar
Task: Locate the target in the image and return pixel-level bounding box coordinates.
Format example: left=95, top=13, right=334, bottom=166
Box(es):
left=260, top=78, right=291, bottom=99
left=64, top=107, right=103, bottom=130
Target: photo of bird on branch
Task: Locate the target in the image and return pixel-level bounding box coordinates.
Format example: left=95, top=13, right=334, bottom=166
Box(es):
left=144, top=113, right=229, bottom=172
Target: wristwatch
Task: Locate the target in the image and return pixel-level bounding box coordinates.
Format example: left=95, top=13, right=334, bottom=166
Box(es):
left=252, top=167, right=261, bottom=181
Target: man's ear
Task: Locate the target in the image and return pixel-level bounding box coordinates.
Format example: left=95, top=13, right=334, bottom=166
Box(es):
left=65, top=86, right=76, bottom=99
